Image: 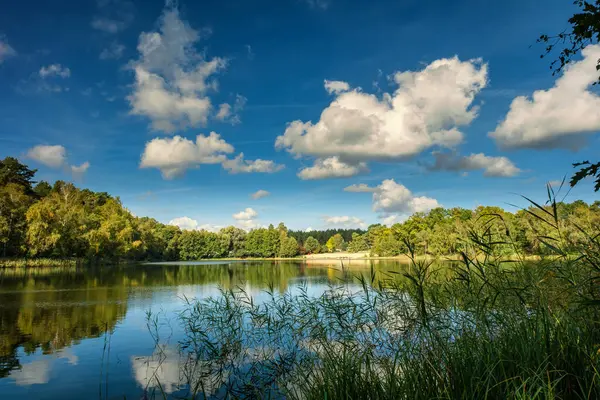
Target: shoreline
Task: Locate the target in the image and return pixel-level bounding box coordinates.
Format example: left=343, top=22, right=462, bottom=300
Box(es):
left=0, top=252, right=544, bottom=269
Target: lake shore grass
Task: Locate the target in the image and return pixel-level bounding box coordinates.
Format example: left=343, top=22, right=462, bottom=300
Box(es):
left=156, top=194, right=600, bottom=399
left=0, top=257, right=79, bottom=268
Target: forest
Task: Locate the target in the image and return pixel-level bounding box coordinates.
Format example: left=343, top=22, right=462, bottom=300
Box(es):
left=1, top=156, right=599, bottom=263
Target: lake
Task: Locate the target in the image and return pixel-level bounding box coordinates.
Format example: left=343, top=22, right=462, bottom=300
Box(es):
left=0, top=259, right=414, bottom=399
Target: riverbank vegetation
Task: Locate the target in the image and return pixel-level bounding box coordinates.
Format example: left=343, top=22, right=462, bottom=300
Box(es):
left=163, top=193, right=600, bottom=399
left=2, top=157, right=600, bottom=267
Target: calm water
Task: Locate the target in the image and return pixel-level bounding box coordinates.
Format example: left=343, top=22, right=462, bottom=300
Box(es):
left=0, top=259, right=412, bottom=399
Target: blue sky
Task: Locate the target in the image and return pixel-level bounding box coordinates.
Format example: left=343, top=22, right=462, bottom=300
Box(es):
left=0, top=0, right=598, bottom=231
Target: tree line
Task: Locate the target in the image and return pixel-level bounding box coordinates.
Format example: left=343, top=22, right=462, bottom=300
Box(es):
left=1, top=157, right=599, bottom=262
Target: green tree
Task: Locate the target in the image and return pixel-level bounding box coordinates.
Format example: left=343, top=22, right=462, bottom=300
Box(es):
left=347, top=232, right=369, bottom=252
left=33, top=181, right=52, bottom=198
left=26, top=183, right=89, bottom=257
left=371, top=230, right=401, bottom=257
left=304, top=236, right=320, bottom=254
left=0, top=183, right=33, bottom=256
left=279, top=236, right=298, bottom=258
left=326, top=233, right=345, bottom=252
left=85, top=198, right=137, bottom=260
left=220, top=226, right=247, bottom=257
left=0, top=157, right=36, bottom=192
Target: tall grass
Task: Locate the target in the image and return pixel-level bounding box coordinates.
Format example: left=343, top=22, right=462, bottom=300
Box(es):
left=153, top=188, right=600, bottom=399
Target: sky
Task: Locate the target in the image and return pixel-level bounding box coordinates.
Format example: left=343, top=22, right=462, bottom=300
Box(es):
left=0, top=0, right=599, bottom=231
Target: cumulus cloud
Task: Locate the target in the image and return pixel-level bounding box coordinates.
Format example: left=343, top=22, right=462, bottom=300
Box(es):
left=26, top=145, right=90, bottom=177
left=276, top=56, right=487, bottom=174
left=127, top=6, right=227, bottom=133
left=323, top=216, right=366, bottom=228
left=140, top=132, right=234, bottom=179
left=215, top=95, right=247, bottom=125
left=250, top=189, right=270, bottom=200
left=490, top=45, right=600, bottom=149
left=233, top=207, right=259, bottom=230
left=370, top=179, right=440, bottom=216
left=343, top=183, right=378, bottom=192
left=99, top=42, right=125, bottom=60
left=427, top=152, right=521, bottom=177
left=324, top=80, right=350, bottom=94
left=39, top=64, right=71, bottom=78
left=168, top=216, right=221, bottom=232
left=233, top=208, right=258, bottom=220
left=27, top=145, right=67, bottom=168
left=168, top=216, right=199, bottom=230
left=141, top=132, right=282, bottom=178
left=298, top=157, right=367, bottom=180
left=222, top=153, right=284, bottom=174
left=0, top=37, right=16, bottom=64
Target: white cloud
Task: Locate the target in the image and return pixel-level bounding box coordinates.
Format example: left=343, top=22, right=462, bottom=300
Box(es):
left=215, top=95, right=246, bottom=125
left=276, top=56, right=487, bottom=173
left=233, top=208, right=258, bottom=220
left=250, top=189, right=270, bottom=200
left=427, top=152, right=521, bottom=177
left=372, top=179, right=440, bottom=216
left=26, top=145, right=89, bottom=178
left=39, top=64, right=71, bottom=78
left=17, top=64, right=71, bottom=94
left=127, top=6, right=227, bottom=133
left=216, top=103, right=231, bottom=120
left=168, top=216, right=221, bottom=232
left=0, top=37, right=16, bottom=64
left=140, top=132, right=234, bottom=179
left=27, top=145, right=67, bottom=168
left=233, top=207, right=259, bottom=230
left=324, top=80, right=350, bottom=94
left=298, top=157, right=367, bottom=180
left=305, top=227, right=314, bottom=232
left=323, top=216, right=366, bottom=228
left=71, top=161, right=90, bottom=178
left=343, top=183, right=377, bottom=192
left=490, top=45, right=600, bottom=149
left=222, top=153, right=284, bottom=174
left=168, top=216, right=199, bottom=230
left=99, top=42, right=125, bottom=60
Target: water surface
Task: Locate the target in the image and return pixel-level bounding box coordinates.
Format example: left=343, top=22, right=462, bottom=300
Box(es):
left=0, top=260, right=413, bottom=399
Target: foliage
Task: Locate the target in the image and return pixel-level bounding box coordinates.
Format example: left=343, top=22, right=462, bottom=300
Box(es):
left=288, top=228, right=365, bottom=246
left=346, top=232, right=369, bottom=252
left=245, top=225, right=281, bottom=258
left=220, top=226, right=247, bottom=257
left=303, top=236, right=320, bottom=254
left=177, top=230, right=230, bottom=260
left=279, top=236, right=299, bottom=258
left=326, top=233, right=346, bottom=252
left=2, top=156, right=600, bottom=264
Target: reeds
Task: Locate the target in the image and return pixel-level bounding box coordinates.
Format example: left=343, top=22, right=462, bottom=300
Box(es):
left=150, top=188, right=600, bottom=399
